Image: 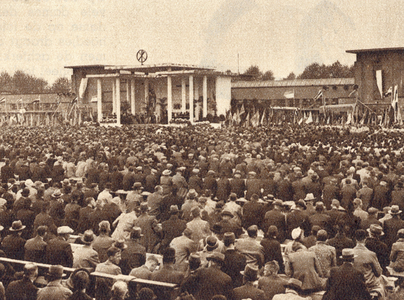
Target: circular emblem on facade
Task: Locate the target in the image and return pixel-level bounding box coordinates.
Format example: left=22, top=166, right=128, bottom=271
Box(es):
left=136, top=49, right=148, bottom=65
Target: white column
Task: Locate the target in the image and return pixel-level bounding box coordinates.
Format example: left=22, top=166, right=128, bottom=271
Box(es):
left=97, top=79, right=103, bottom=122
left=116, top=78, right=121, bottom=125
left=195, top=78, right=200, bottom=120
left=126, top=80, right=130, bottom=103
left=130, top=79, right=136, bottom=115
left=203, top=76, right=208, bottom=118
left=181, top=77, right=186, bottom=113
left=144, top=79, right=149, bottom=114
left=112, top=80, right=116, bottom=114
left=167, top=75, right=173, bottom=123
left=189, top=75, right=194, bottom=123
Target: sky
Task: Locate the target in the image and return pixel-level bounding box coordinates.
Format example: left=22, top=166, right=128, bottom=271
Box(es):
left=1, top=0, right=403, bottom=84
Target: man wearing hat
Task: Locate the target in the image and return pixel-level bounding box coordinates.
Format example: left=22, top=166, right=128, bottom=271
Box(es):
left=222, top=232, right=246, bottom=288
left=37, top=265, right=72, bottom=300
left=365, top=224, right=389, bottom=273
left=287, top=199, right=310, bottom=239
left=119, top=227, right=146, bottom=275
left=308, top=201, right=332, bottom=234
left=72, top=230, right=100, bottom=272
left=161, top=205, right=187, bottom=252
left=181, top=251, right=233, bottom=300
left=260, top=225, right=284, bottom=274
left=133, top=202, right=160, bottom=253
left=46, top=226, right=74, bottom=267
left=263, top=199, right=286, bottom=243
left=204, top=170, right=218, bottom=198
left=217, top=209, right=243, bottom=238
left=233, top=264, right=265, bottom=300
left=383, top=204, right=404, bottom=249
left=230, top=170, right=246, bottom=199
left=188, top=168, right=203, bottom=195
left=322, top=248, right=371, bottom=300
left=1, top=220, right=26, bottom=260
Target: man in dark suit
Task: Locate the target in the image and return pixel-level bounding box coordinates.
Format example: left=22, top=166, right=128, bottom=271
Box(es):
left=120, top=227, right=146, bottom=275
left=1, top=220, right=26, bottom=260
left=151, top=247, right=185, bottom=300
left=242, top=194, right=263, bottom=229
left=383, top=205, right=404, bottom=249
left=263, top=199, right=286, bottom=242
left=323, top=248, right=371, bottom=300
left=222, top=232, right=246, bottom=288
left=181, top=252, right=233, bottom=300
left=24, top=225, right=47, bottom=263
left=46, top=226, right=74, bottom=267
left=230, top=171, right=246, bottom=199
left=260, top=225, right=284, bottom=273
left=233, top=264, right=265, bottom=300
left=77, top=197, right=95, bottom=234
left=5, top=263, right=38, bottom=300
left=161, top=205, right=187, bottom=251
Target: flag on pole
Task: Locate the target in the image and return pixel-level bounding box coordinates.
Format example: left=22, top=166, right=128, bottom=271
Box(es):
left=0, top=97, right=5, bottom=104
left=260, top=108, right=266, bottom=125
left=284, top=90, right=295, bottom=99
left=313, top=89, right=323, bottom=101
left=251, top=110, right=260, bottom=127
left=239, top=104, right=246, bottom=116
left=346, top=111, right=352, bottom=125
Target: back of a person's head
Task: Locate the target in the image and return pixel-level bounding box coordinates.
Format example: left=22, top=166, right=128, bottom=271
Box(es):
left=71, top=269, right=90, bottom=291
left=355, top=229, right=367, bottom=242
left=162, top=247, right=176, bottom=264
left=138, top=287, right=156, bottom=300
left=111, top=281, right=128, bottom=299
left=36, top=225, right=47, bottom=237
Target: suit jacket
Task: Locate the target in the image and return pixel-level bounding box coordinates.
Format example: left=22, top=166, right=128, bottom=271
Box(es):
left=77, top=206, right=94, bottom=234
left=24, top=235, right=47, bottom=263
left=258, top=275, right=287, bottom=300
left=161, top=215, right=187, bottom=248
left=72, top=245, right=100, bottom=272
left=263, top=209, right=286, bottom=242
left=353, top=243, right=383, bottom=292
left=383, top=217, right=404, bottom=249
left=181, top=266, right=233, bottom=300
left=37, top=280, right=72, bottom=300
left=230, top=178, right=246, bottom=199
left=242, top=200, right=264, bottom=229
left=323, top=262, right=371, bottom=300
left=222, top=248, right=247, bottom=288
left=120, top=240, right=146, bottom=275
left=233, top=282, right=266, bottom=300
left=151, top=264, right=185, bottom=300
left=46, top=236, right=73, bottom=267
left=245, top=178, right=262, bottom=200
left=92, top=234, right=114, bottom=263
left=260, top=237, right=284, bottom=273
left=5, top=277, right=38, bottom=300
left=95, top=261, right=122, bottom=300
left=1, top=233, right=26, bottom=260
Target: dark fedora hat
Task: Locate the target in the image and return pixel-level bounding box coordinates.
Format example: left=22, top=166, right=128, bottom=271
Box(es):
left=240, top=264, right=258, bottom=281
left=80, top=230, right=95, bottom=245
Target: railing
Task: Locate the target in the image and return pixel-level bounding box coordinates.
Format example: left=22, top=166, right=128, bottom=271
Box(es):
left=0, top=257, right=177, bottom=289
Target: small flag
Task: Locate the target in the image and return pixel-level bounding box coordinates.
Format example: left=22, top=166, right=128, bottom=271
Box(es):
left=239, top=104, right=246, bottom=116
left=385, top=86, right=393, bottom=97
left=284, top=90, right=294, bottom=99
left=313, top=89, right=323, bottom=101
left=0, top=97, right=5, bottom=104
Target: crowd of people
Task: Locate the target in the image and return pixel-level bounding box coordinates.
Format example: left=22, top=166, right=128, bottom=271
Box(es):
left=0, top=123, right=404, bottom=299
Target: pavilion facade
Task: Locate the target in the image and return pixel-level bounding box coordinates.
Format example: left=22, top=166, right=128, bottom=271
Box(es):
left=65, top=64, right=233, bottom=125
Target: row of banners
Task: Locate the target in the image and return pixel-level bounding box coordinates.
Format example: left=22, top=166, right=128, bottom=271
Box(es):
left=225, top=102, right=402, bottom=128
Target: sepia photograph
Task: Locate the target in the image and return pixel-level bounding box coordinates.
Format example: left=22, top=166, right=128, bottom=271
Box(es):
left=0, top=0, right=404, bottom=299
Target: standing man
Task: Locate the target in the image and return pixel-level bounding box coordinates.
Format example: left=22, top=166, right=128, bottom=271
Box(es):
left=323, top=248, right=371, bottom=300
left=46, top=226, right=74, bottom=267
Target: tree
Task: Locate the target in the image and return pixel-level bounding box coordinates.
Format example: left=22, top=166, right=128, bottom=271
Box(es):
left=12, top=70, right=49, bottom=93
left=262, top=70, right=275, bottom=81
left=284, top=72, right=296, bottom=80
left=297, top=61, right=354, bottom=79
left=0, top=72, right=13, bottom=93
left=52, top=77, right=71, bottom=94
left=242, top=65, right=262, bottom=81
